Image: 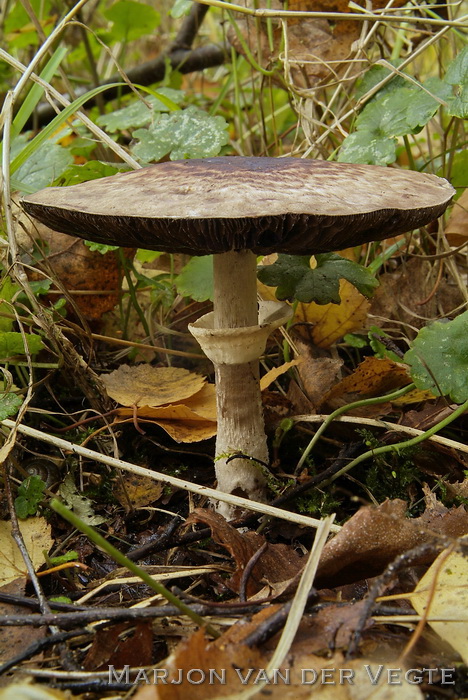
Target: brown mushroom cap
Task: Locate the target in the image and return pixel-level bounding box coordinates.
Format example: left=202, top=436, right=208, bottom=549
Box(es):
left=21, top=157, right=454, bottom=255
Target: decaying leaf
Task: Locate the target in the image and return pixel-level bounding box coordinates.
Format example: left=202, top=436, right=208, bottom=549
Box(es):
left=316, top=499, right=468, bottom=588
left=103, top=365, right=206, bottom=407
left=83, top=620, right=154, bottom=670
left=113, top=472, right=163, bottom=511
left=409, top=541, right=468, bottom=663
left=0, top=517, right=53, bottom=586
left=187, top=509, right=303, bottom=596
left=59, top=473, right=106, bottom=526
left=293, top=337, right=343, bottom=411
left=322, top=356, right=411, bottom=410
left=260, top=357, right=303, bottom=391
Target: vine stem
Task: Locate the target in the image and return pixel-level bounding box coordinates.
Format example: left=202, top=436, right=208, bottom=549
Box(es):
left=317, top=398, right=468, bottom=489
left=50, top=499, right=220, bottom=639
left=295, top=383, right=415, bottom=472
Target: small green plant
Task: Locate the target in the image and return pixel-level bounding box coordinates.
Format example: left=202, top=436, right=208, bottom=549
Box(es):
left=14, top=474, right=47, bottom=518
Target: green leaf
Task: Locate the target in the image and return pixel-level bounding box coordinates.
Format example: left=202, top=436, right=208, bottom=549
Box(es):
left=4, top=0, right=52, bottom=48
left=176, top=255, right=213, bottom=301
left=0, top=331, right=44, bottom=357
left=13, top=140, right=73, bottom=193
left=171, top=0, right=193, bottom=18
left=0, top=277, right=20, bottom=331
left=354, top=62, right=406, bottom=101
left=257, top=253, right=379, bottom=305
left=104, top=0, right=160, bottom=42
left=97, top=89, right=183, bottom=132
left=338, top=131, right=397, bottom=165
left=0, top=392, right=23, bottom=420
left=84, top=241, right=119, bottom=254
left=49, top=551, right=79, bottom=566
left=404, top=311, right=468, bottom=403
left=15, top=475, right=47, bottom=519
left=131, top=106, right=229, bottom=162
left=445, top=47, right=468, bottom=86
left=54, top=161, right=122, bottom=187
left=136, top=249, right=163, bottom=263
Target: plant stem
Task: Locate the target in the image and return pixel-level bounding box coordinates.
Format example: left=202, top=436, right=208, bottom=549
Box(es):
left=317, top=398, right=468, bottom=489
left=50, top=499, right=220, bottom=638
left=295, top=383, right=415, bottom=472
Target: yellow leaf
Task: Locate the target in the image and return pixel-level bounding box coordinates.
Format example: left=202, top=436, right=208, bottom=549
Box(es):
left=295, top=280, right=370, bottom=348
left=113, top=472, right=163, bottom=511
left=410, top=543, right=468, bottom=663
left=445, top=189, right=468, bottom=246
left=260, top=358, right=303, bottom=391
left=175, top=383, right=217, bottom=421
left=323, top=356, right=411, bottom=406
left=103, top=365, right=206, bottom=407
left=0, top=517, right=53, bottom=586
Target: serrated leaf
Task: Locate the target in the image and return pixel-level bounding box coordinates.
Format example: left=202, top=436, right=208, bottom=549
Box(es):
left=104, top=0, right=160, bottom=42
left=354, top=61, right=406, bottom=101
left=15, top=475, right=46, bottom=519
left=0, top=331, right=44, bottom=357
left=131, top=106, right=229, bottom=162
left=56, top=160, right=122, bottom=187
left=84, top=241, right=119, bottom=254
left=97, top=89, right=183, bottom=132
left=176, top=255, right=213, bottom=302
left=404, top=311, right=468, bottom=403
left=0, top=392, right=23, bottom=420
left=257, top=254, right=378, bottom=305
left=0, top=277, right=20, bottom=331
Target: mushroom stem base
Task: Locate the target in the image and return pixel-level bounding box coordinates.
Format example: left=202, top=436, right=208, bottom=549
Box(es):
left=214, top=360, right=268, bottom=516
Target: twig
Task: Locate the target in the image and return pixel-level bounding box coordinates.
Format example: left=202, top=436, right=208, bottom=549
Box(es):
left=239, top=541, right=268, bottom=603
left=0, top=628, right=90, bottom=676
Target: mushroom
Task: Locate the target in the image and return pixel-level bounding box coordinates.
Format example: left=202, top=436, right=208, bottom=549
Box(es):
left=21, top=157, right=454, bottom=516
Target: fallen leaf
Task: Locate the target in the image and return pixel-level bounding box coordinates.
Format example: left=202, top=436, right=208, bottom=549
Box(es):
left=293, top=337, right=343, bottom=411
left=295, top=280, right=371, bottom=348
left=409, top=541, right=468, bottom=663
left=83, top=620, right=154, bottom=670
left=103, top=365, right=206, bottom=407
left=186, top=509, right=304, bottom=596
left=59, top=473, right=106, bottom=526
left=445, top=189, right=468, bottom=246
left=260, top=358, right=303, bottom=391
left=316, top=499, right=468, bottom=587
left=322, top=356, right=411, bottom=410
left=113, top=472, right=163, bottom=511
left=0, top=517, right=53, bottom=586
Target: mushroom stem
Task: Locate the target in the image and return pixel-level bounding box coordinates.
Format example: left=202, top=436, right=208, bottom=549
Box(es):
left=212, top=251, right=268, bottom=512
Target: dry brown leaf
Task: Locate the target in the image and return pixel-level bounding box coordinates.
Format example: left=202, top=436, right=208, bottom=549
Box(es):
left=316, top=499, right=468, bottom=588
left=295, top=280, right=370, bottom=348
left=141, top=417, right=217, bottom=443
left=293, top=338, right=343, bottom=411
left=0, top=517, right=53, bottom=586
left=322, top=356, right=411, bottom=411
left=83, top=620, right=153, bottom=670
left=113, top=472, right=163, bottom=511
left=445, top=189, right=468, bottom=246
left=186, top=509, right=304, bottom=596
left=103, top=365, right=206, bottom=407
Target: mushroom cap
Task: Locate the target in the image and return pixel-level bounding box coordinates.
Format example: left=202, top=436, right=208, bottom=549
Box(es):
left=21, top=157, right=454, bottom=255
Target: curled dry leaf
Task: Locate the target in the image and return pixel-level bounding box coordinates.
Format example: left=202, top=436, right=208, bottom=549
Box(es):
left=316, top=499, right=468, bottom=588
left=116, top=383, right=218, bottom=442
left=103, top=365, right=206, bottom=407
left=186, top=509, right=303, bottom=597
left=444, top=189, right=468, bottom=246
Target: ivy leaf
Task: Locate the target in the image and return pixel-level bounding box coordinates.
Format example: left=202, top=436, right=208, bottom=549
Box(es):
left=104, top=0, right=160, bottom=42
left=257, top=254, right=379, bottom=305
left=0, top=392, right=23, bottom=420
left=0, top=331, right=44, bottom=356
left=354, top=61, right=406, bottom=100
left=15, top=475, right=46, bottom=519
left=444, top=48, right=468, bottom=119
left=338, top=131, right=397, bottom=166
left=13, top=141, right=73, bottom=193
left=404, top=311, right=468, bottom=403
left=176, top=255, right=213, bottom=302
left=55, top=161, right=122, bottom=187
left=97, top=89, right=183, bottom=132
left=131, top=106, right=229, bottom=162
